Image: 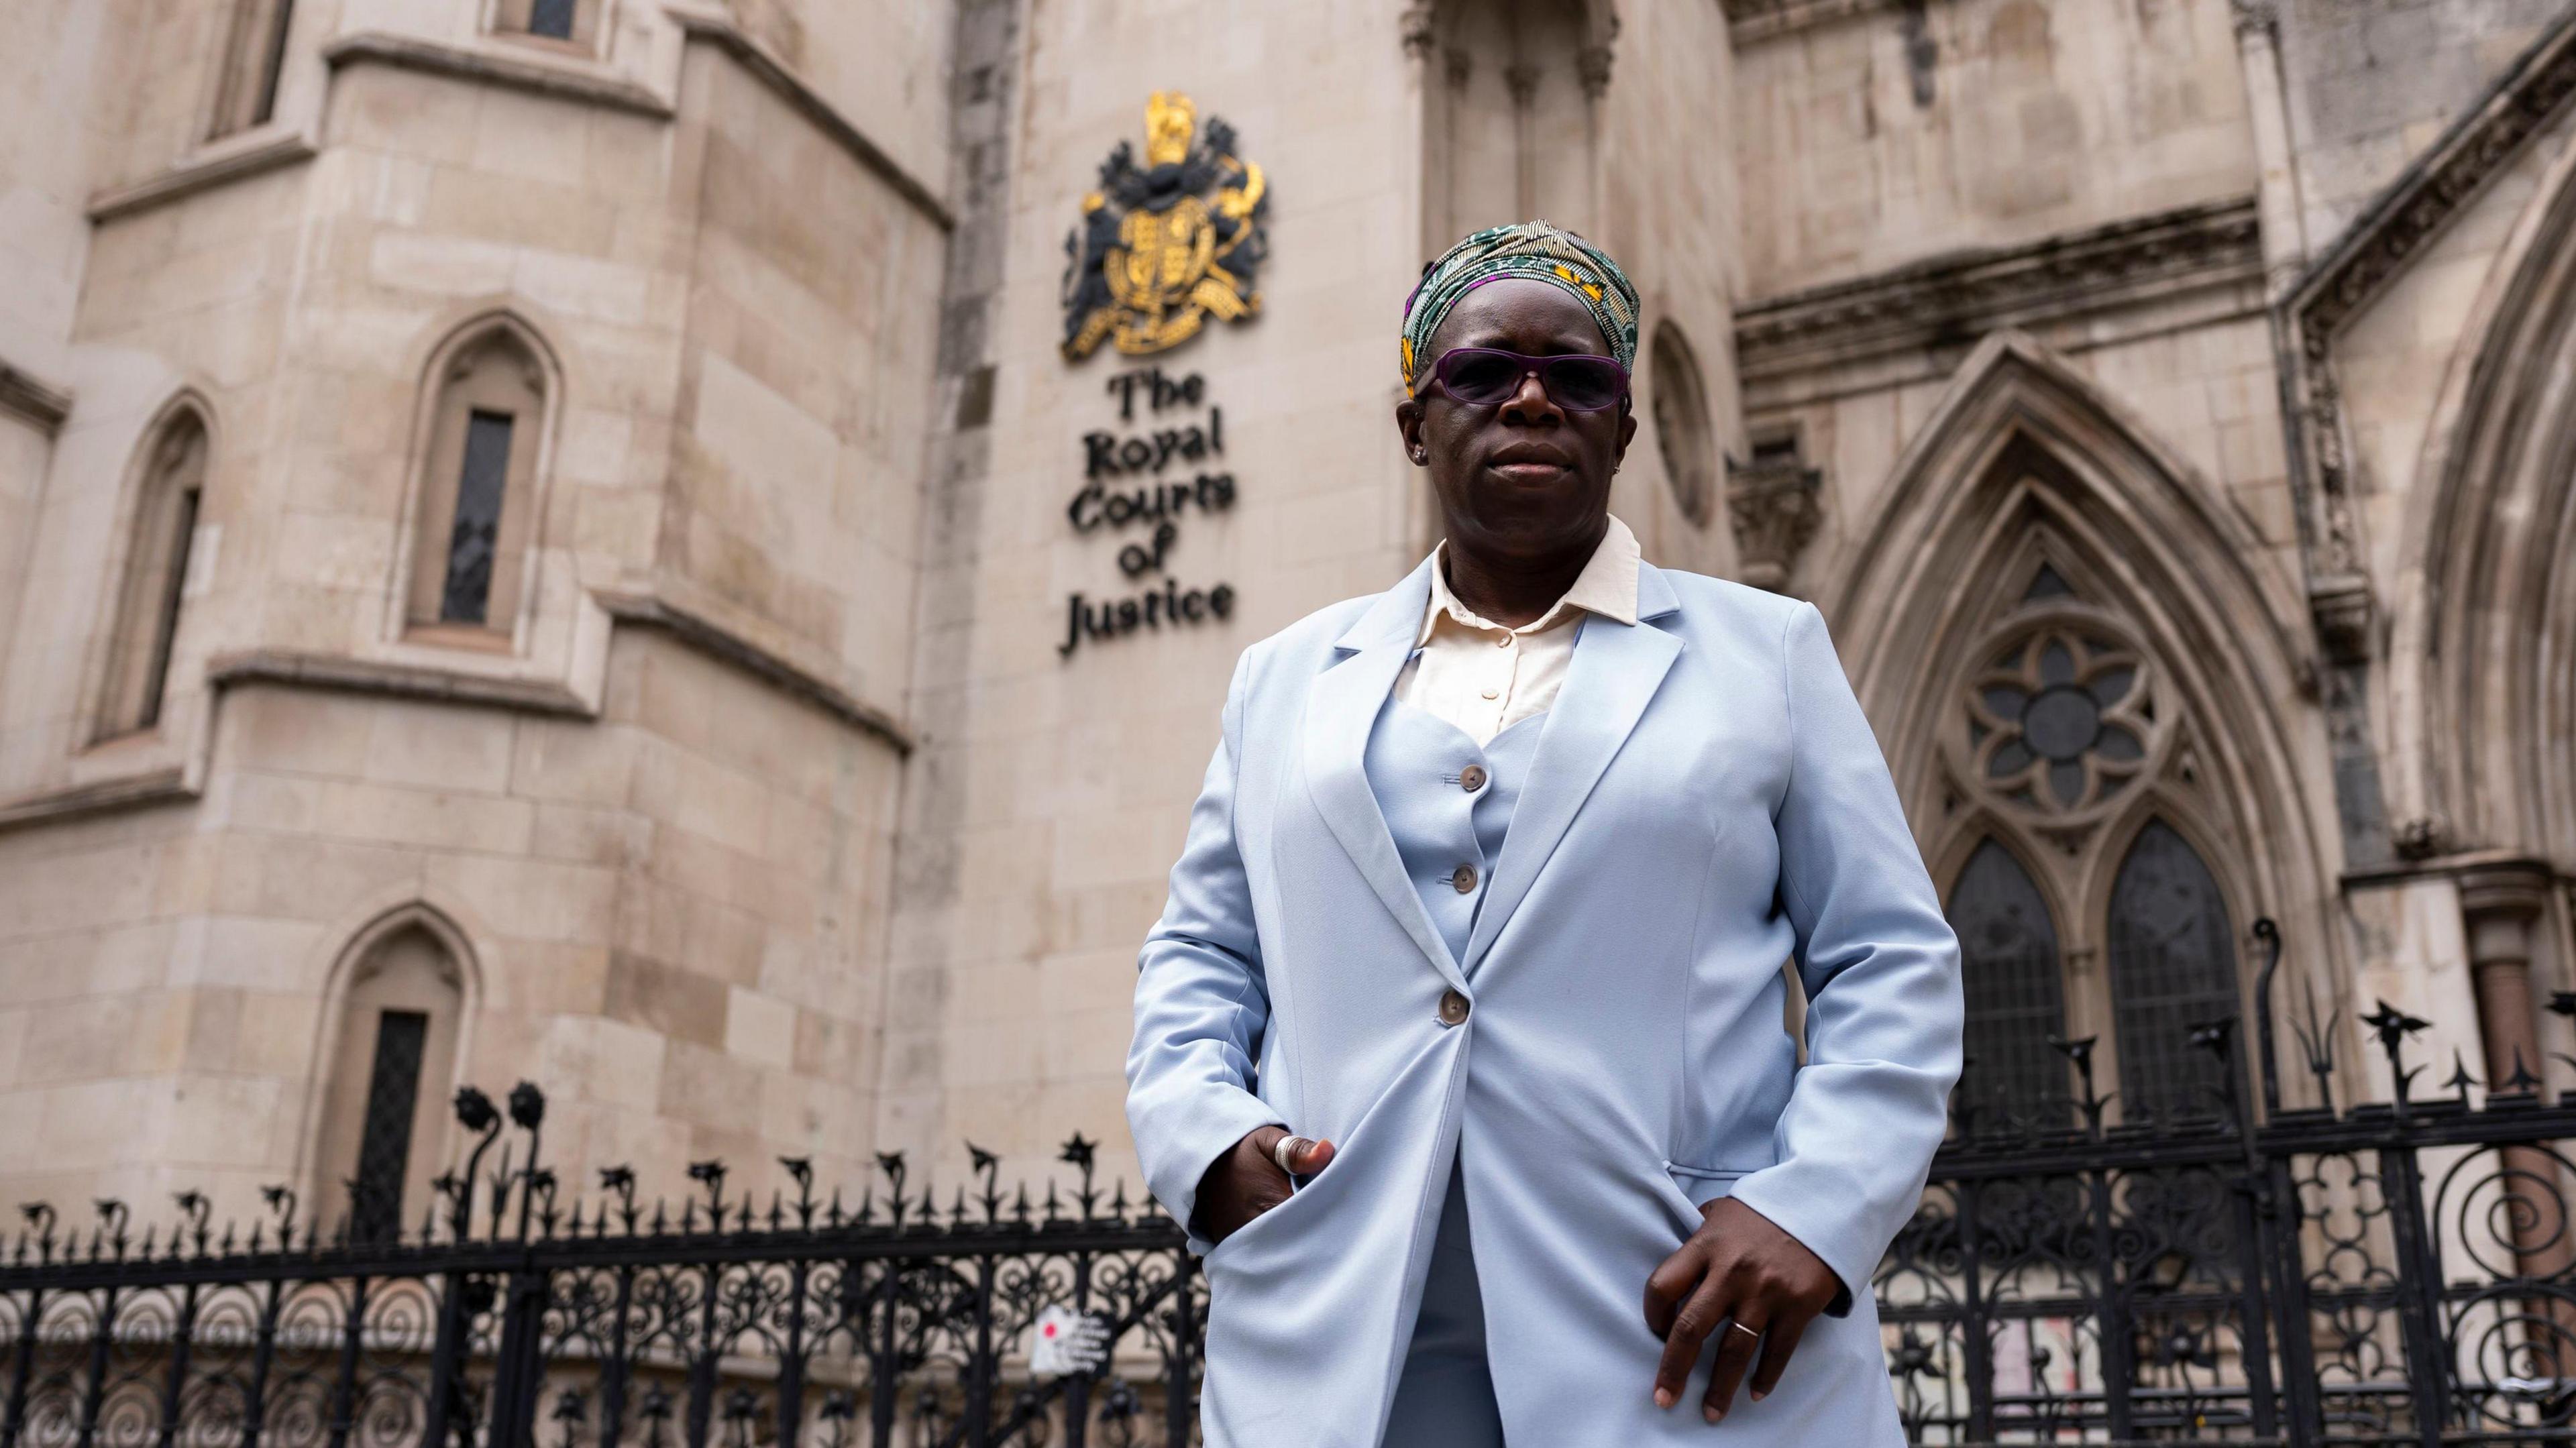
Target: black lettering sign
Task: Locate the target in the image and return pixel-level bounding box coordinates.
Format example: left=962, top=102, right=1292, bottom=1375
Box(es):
left=1059, top=369, right=1239, bottom=659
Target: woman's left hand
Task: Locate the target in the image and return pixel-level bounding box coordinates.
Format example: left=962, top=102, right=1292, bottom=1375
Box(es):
left=1641, top=1197, right=1841, bottom=1422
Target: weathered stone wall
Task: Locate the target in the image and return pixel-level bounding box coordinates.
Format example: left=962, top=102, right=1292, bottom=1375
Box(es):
left=0, top=0, right=941, bottom=1220
left=661, top=47, right=938, bottom=707
left=1733, top=0, right=2257, bottom=299
left=0, top=626, right=900, bottom=1218
left=2276, top=0, right=2569, bottom=245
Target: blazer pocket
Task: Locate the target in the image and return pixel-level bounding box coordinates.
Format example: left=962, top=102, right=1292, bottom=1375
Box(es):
left=1663, top=1160, right=1754, bottom=1209
left=1203, top=1176, right=1321, bottom=1267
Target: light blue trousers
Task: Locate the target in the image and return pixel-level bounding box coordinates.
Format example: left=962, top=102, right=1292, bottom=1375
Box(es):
left=1381, top=1155, right=1507, bottom=1447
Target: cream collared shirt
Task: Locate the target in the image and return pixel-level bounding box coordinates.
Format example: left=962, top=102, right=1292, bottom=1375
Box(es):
left=1390, top=513, right=1642, bottom=746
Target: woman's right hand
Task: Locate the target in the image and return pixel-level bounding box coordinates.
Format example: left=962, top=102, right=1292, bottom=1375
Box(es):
left=1192, top=1125, right=1336, bottom=1243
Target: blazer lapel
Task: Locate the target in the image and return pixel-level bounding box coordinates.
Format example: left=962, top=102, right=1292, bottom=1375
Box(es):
left=1300, top=555, right=1470, bottom=991
left=1460, top=561, right=1685, bottom=977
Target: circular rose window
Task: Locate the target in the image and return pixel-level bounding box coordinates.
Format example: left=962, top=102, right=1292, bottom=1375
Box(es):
left=1965, top=619, right=2157, bottom=816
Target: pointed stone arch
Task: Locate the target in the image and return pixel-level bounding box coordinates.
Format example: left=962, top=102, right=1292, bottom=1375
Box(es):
left=1831, top=331, right=2339, bottom=1107
left=298, top=899, right=488, bottom=1238
left=389, top=306, right=567, bottom=649
left=2398, top=130, right=2576, bottom=863
left=89, top=389, right=218, bottom=742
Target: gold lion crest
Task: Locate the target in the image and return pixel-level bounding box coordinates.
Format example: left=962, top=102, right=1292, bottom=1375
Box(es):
left=1061, top=93, right=1270, bottom=361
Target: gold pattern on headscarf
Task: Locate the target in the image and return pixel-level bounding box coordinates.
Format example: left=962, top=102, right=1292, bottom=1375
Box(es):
left=1062, top=93, right=1272, bottom=361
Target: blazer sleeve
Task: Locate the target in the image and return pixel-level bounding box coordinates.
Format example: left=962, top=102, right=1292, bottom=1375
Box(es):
left=1725, top=602, right=1964, bottom=1315
left=1126, top=651, right=1289, bottom=1255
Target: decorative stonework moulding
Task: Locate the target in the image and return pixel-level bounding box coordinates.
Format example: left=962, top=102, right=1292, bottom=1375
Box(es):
left=1723, top=452, right=1823, bottom=594
left=1406, top=0, right=1618, bottom=90
left=0, top=360, right=72, bottom=435
left=2281, top=9, right=2576, bottom=641
left=1734, top=199, right=2260, bottom=383
left=1723, top=0, right=1901, bottom=46
left=2289, top=14, right=2576, bottom=349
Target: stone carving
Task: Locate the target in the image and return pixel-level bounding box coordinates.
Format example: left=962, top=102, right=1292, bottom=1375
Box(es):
left=1407, top=0, right=1617, bottom=91
left=1734, top=199, right=2261, bottom=382
left=2284, top=16, right=2576, bottom=645
left=1722, top=0, right=1894, bottom=45
left=1399, top=3, right=1437, bottom=59
left=1576, top=43, right=1614, bottom=99
left=1723, top=451, right=1823, bottom=593
left=2392, top=814, right=2451, bottom=862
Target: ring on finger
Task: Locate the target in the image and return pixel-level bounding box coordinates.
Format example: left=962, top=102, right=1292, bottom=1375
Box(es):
left=1271, top=1135, right=1312, bottom=1176
left=1727, top=1319, right=1762, bottom=1342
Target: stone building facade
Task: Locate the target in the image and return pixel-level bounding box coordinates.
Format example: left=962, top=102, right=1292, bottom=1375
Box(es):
left=1, top=0, right=2573, bottom=1228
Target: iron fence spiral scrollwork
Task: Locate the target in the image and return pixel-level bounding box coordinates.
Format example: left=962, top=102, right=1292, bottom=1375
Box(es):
left=11, top=917, right=2576, bottom=1444
left=0, top=1093, right=1204, bottom=1448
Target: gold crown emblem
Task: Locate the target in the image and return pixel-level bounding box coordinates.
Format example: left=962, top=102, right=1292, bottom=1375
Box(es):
left=1061, top=93, right=1271, bottom=361
left=1144, top=91, right=1196, bottom=168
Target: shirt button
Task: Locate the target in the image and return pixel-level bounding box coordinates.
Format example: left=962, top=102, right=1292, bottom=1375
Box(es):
left=1450, top=862, right=1478, bottom=893
left=1480, top=687, right=1499, bottom=700
left=1459, top=765, right=1487, bottom=792
left=1496, top=634, right=1515, bottom=649
left=1438, top=989, right=1470, bottom=1026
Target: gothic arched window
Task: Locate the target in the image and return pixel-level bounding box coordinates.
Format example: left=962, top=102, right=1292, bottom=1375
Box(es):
left=2106, top=820, right=2239, bottom=1123
left=96, top=408, right=209, bottom=740
left=408, top=325, right=548, bottom=643
left=1947, top=838, right=2070, bottom=1128
left=1928, top=539, right=2249, bottom=1128
left=495, top=0, right=590, bottom=44
left=315, top=925, right=464, bottom=1243
left=208, top=0, right=294, bottom=137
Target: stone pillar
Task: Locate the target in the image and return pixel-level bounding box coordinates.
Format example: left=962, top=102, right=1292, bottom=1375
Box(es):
left=2458, top=861, right=2572, bottom=1341
left=2227, top=0, right=2306, bottom=294
left=2461, top=862, right=2553, bottom=1092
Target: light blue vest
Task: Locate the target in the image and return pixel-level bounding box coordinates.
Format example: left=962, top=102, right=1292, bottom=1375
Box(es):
left=1360, top=686, right=1546, bottom=1429
left=1362, top=698, right=1545, bottom=977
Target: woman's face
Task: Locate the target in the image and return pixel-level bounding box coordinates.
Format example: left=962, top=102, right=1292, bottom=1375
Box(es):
left=1396, top=277, right=1637, bottom=565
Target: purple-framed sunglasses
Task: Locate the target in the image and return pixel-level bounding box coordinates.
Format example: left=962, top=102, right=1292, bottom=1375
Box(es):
left=1421, top=347, right=1631, bottom=414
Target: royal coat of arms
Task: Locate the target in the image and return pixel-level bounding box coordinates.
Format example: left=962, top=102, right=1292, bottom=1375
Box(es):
left=1061, top=92, right=1269, bottom=361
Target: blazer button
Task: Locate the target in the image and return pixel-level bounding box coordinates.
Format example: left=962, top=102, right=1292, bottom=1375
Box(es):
left=1438, top=989, right=1470, bottom=1026
left=1450, top=862, right=1477, bottom=893
left=1459, top=765, right=1487, bottom=792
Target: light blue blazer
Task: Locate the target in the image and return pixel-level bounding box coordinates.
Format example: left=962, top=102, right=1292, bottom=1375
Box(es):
left=1126, top=551, right=1963, bottom=1447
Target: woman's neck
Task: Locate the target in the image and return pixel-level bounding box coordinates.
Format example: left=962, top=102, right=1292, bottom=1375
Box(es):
left=1440, top=521, right=1604, bottom=629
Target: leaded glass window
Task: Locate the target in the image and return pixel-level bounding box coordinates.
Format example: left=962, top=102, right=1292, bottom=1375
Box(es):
left=317, top=926, right=463, bottom=1247
left=440, top=410, right=513, bottom=624
left=2106, top=820, right=2238, bottom=1123
left=1946, top=839, right=2070, bottom=1128
left=407, top=325, right=544, bottom=639
left=350, top=1009, right=429, bottom=1245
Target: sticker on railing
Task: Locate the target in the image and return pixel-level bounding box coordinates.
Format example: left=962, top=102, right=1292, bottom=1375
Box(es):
left=1030, top=1304, right=1111, bottom=1376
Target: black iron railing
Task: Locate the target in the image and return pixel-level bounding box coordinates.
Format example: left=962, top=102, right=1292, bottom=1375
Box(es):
left=6, top=919, right=2576, bottom=1446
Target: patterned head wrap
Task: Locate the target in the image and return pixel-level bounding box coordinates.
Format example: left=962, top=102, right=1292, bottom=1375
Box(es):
left=1399, top=220, right=1640, bottom=394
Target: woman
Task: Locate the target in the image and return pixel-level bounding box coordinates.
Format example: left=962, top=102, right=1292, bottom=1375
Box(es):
left=1126, top=222, right=1962, bottom=1447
